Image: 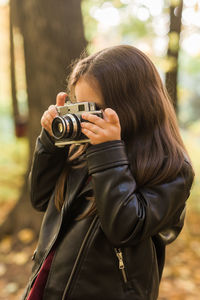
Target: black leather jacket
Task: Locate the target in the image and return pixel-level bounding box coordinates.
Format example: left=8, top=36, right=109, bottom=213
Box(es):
left=22, top=129, right=193, bottom=300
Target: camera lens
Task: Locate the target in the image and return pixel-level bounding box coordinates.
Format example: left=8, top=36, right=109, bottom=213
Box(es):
left=52, top=114, right=81, bottom=140
left=58, top=123, right=63, bottom=134
left=52, top=117, right=66, bottom=138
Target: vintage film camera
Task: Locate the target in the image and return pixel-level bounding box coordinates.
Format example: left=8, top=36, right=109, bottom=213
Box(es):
left=51, top=100, right=103, bottom=147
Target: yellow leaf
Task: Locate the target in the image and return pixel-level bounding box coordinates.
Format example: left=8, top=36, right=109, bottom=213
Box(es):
left=12, top=252, right=29, bottom=265
left=17, top=228, right=35, bottom=244
left=0, top=263, right=6, bottom=276
left=0, top=236, right=12, bottom=252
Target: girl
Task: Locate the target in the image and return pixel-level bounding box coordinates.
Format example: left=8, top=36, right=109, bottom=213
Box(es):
left=23, top=45, right=194, bottom=300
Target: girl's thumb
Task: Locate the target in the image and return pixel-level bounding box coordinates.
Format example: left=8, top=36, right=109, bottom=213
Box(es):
left=56, top=92, right=67, bottom=107
left=104, top=108, right=119, bottom=124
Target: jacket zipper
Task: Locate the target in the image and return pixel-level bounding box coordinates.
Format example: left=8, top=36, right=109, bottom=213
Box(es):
left=62, top=215, right=99, bottom=300
left=114, top=248, right=128, bottom=283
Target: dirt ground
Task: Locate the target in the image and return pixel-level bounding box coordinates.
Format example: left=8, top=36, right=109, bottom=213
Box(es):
left=0, top=208, right=200, bottom=300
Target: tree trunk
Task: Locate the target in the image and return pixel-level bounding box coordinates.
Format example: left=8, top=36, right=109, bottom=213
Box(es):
left=9, top=0, right=19, bottom=123
left=0, top=0, right=87, bottom=240
left=9, top=0, right=28, bottom=138
left=165, top=0, right=183, bottom=111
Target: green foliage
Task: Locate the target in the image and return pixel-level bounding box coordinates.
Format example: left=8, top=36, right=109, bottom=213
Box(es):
left=178, top=51, right=200, bottom=126
left=0, top=138, right=28, bottom=204
left=82, top=0, right=155, bottom=52
left=179, top=50, right=200, bottom=75
left=82, top=0, right=125, bottom=9
left=120, top=15, right=153, bottom=39
left=182, top=128, right=200, bottom=212
left=81, top=0, right=98, bottom=42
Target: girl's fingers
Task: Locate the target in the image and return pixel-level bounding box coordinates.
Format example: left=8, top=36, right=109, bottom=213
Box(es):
left=103, top=108, right=120, bottom=124
left=43, top=110, right=54, bottom=122
left=81, top=128, right=99, bottom=145
left=81, top=108, right=121, bottom=144
left=56, top=92, right=67, bottom=107
left=81, top=109, right=119, bottom=126
left=41, top=114, right=51, bottom=127
left=81, top=122, right=100, bottom=135
left=40, top=91, right=67, bottom=136
left=41, top=110, right=55, bottom=136
left=41, top=116, right=51, bottom=131
left=81, top=112, right=106, bottom=129
left=48, top=105, right=58, bottom=118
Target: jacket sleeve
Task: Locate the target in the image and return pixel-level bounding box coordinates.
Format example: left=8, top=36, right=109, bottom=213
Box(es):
left=86, top=140, right=194, bottom=247
left=29, top=129, right=69, bottom=212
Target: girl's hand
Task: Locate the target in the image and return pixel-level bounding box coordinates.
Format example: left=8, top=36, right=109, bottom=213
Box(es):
left=81, top=108, right=121, bottom=145
left=41, top=92, right=67, bottom=136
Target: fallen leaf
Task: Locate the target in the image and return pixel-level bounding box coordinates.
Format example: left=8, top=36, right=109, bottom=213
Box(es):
left=0, top=263, right=6, bottom=276
left=12, top=252, right=29, bottom=265
left=0, top=236, right=12, bottom=252
left=3, top=282, right=19, bottom=295
left=17, top=228, right=35, bottom=244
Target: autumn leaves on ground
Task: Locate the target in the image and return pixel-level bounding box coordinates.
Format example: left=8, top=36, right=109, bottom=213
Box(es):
left=0, top=201, right=200, bottom=300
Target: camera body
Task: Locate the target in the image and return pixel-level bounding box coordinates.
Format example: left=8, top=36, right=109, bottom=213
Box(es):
left=51, top=100, right=103, bottom=147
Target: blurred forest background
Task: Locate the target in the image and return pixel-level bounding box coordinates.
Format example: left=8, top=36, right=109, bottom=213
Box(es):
left=0, top=0, right=200, bottom=299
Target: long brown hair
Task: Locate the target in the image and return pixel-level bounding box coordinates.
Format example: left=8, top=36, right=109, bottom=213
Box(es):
left=55, top=45, right=193, bottom=214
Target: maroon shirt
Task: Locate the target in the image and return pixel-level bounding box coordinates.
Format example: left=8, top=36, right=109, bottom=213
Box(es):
left=27, top=248, right=56, bottom=300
